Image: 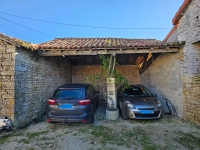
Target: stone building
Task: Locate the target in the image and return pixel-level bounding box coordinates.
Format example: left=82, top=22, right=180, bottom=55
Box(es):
left=142, top=0, right=200, bottom=125
left=0, top=0, right=199, bottom=127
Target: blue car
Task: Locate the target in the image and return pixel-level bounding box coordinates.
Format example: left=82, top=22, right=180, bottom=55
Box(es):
left=47, top=83, right=99, bottom=124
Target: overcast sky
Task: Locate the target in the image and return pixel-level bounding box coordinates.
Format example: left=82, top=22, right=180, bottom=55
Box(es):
left=0, top=0, right=183, bottom=43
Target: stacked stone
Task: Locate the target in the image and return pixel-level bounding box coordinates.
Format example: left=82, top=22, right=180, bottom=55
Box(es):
left=116, top=65, right=140, bottom=84
left=72, top=65, right=140, bottom=84
left=176, top=0, right=200, bottom=125
left=182, top=76, right=200, bottom=125
left=14, top=48, right=72, bottom=127
left=0, top=41, right=15, bottom=121
left=140, top=52, right=184, bottom=117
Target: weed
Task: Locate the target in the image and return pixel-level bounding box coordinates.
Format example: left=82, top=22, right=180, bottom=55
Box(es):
left=140, top=120, right=151, bottom=124
left=143, top=145, right=156, bottom=150
left=73, top=133, right=77, bottom=136
left=26, top=131, right=48, bottom=139
left=50, top=125, right=58, bottom=130
left=39, top=137, right=51, bottom=141
left=125, top=143, right=131, bottom=148
left=44, top=142, right=52, bottom=145
left=132, top=127, right=158, bottom=150
left=124, top=131, right=134, bottom=139
left=78, top=128, right=88, bottom=133
left=0, top=132, right=22, bottom=145
left=20, top=138, right=30, bottom=144
left=175, top=131, right=200, bottom=149
left=26, top=147, right=34, bottom=150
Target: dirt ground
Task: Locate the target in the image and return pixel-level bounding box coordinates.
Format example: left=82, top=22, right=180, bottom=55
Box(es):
left=0, top=101, right=200, bottom=150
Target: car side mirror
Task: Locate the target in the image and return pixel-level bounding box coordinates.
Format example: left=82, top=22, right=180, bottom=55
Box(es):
left=153, top=94, right=157, bottom=97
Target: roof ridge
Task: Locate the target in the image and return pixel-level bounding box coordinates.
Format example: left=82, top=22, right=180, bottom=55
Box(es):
left=54, top=37, right=159, bottom=40
left=38, top=38, right=182, bottom=50
left=0, top=33, right=38, bottom=50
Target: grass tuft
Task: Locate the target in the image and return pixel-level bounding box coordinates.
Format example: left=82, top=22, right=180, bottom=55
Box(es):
left=175, top=131, right=200, bottom=149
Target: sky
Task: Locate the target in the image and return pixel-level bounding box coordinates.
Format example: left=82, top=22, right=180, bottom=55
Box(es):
left=0, top=0, right=183, bottom=44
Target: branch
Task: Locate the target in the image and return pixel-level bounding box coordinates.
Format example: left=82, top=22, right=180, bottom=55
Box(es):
left=108, top=55, right=113, bottom=76
left=111, top=55, right=116, bottom=77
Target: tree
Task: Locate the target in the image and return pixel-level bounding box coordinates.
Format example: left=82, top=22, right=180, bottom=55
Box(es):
left=86, top=54, right=129, bottom=111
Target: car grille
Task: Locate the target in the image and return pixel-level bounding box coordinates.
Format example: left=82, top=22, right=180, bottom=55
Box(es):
left=137, top=108, right=155, bottom=110
left=135, top=111, right=160, bottom=118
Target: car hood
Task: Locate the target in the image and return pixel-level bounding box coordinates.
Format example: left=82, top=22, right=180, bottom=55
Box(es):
left=124, top=97, right=157, bottom=108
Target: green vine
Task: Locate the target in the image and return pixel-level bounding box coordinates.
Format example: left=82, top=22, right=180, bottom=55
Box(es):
left=86, top=55, right=129, bottom=110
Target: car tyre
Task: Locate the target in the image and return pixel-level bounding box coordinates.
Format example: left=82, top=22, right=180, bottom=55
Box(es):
left=117, top=102, right=122, bottom=115
left=96, top=100, right=98, bottom=110
left=120, top=102, right=129, bottom=120
left=88, top=105, right=94, bottom=124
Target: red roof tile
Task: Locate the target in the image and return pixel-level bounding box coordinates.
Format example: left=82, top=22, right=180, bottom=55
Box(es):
left=0, top=33, right=38, bottom=50
left=38, top=38, right=181, bottom=50
left=0, top=33, right=183, bottom=51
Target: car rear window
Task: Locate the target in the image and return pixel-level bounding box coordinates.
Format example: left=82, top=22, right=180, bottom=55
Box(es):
left=53, top=89, right=83, bottom=99
left=124, top=87, right=152, bottom=97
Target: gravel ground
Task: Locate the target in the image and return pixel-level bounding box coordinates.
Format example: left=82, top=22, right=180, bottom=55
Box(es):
left=0, top=100, right=200, bottom=150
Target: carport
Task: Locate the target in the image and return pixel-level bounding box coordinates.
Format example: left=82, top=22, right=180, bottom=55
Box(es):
left=37, top=38, right=183, bottom=114
left=0, top=34, right=184, bottom=127
left=37, top=38, right=181, bottom=78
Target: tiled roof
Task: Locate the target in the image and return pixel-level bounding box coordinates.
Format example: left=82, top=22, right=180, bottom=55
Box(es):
left=0, top=33, right=38, bottom=50
left=38, top=38, right=182, bottom=50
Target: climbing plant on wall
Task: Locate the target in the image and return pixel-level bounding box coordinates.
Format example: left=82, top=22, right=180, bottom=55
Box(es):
left=86, top=54, right=129, bottom=110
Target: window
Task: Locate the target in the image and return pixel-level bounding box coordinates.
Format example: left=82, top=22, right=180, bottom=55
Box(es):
left=124, top=87, right=152, bottom=97
left=54, top=89, right=83, bottom=99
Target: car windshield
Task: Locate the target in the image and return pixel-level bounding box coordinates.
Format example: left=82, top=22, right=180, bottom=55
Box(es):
left=53, top=89, right=83, bottom=99
left=124, top=87, right=152, bottom=97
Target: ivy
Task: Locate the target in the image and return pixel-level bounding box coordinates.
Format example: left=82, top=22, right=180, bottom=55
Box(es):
left=86, top=55, right=129, bottom=109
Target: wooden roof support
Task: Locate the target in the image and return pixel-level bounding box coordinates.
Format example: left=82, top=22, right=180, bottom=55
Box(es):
left=38, top=48, right=180, bottom=56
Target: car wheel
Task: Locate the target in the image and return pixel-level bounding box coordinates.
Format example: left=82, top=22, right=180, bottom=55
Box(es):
left=96, top=99, right=98, bottom=110
left=117, top=101, right=122, bottom=115
left=120, top=102, right=129, bottom=120
left=88, top=105, right=94, bottom=124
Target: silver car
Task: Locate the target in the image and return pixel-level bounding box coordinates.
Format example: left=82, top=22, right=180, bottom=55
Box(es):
left=117, top=85, right=162, bottom=120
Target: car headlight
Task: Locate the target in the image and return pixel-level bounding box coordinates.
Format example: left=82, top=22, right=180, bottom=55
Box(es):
left=157, top=100, right=162, bottom=107
left=125, top=101, right=136, bottom=109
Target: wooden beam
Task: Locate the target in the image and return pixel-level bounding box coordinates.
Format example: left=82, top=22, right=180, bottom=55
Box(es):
left=38, top=48, right=179, bottom=56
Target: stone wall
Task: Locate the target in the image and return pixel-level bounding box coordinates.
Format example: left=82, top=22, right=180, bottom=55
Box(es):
left=72, top=64, right=140, bottom=100
left=179, top=45, right=200, bottom=124
left=116, top=65, right=140, bottom=84
left=175, top=0, right=200, bottom=125
left=14, top=47, right=72, bottom=127
left=0, top=40, right=15, bottom=121
left=140, top=52, right=183, bottom=117
left=166, top=28, right=178, bottom=43
left=72, top=65, right=140, bottom=84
